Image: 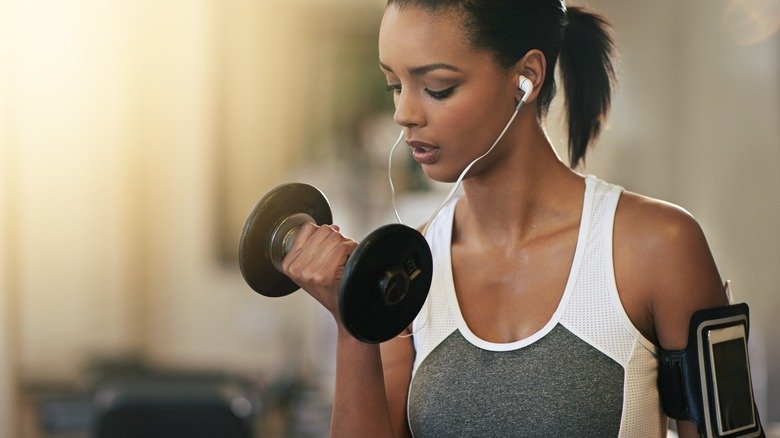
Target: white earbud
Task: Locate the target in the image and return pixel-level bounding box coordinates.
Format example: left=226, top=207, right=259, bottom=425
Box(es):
left=518, top=75, right=533, bottom=103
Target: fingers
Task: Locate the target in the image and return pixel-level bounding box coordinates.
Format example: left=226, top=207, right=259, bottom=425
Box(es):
left=281, top=223, right=357, bottom=300
left=284, top=223, right=344, bottom=272
left=285, top=222, right=320, bottom=257
left=319, top=239, right=358, bottom=281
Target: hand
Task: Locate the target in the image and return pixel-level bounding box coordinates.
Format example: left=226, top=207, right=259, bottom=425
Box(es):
left=280, top=222, right=358, bottom=321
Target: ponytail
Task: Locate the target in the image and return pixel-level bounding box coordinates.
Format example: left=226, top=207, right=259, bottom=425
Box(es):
left=559, top=6, right=617, bottom=168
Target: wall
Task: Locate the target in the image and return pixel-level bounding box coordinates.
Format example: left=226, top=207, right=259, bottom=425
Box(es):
left=0, top=55, right=15, bottom=438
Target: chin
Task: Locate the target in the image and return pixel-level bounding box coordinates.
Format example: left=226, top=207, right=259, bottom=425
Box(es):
left=420, top=165, right=460, bottom=184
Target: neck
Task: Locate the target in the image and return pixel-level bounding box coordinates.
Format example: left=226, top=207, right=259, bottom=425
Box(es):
left=456, top=116, right=583, bottom=248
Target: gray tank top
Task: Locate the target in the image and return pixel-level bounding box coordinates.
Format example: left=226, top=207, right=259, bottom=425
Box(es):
left=408, top=175, right=666, bottom=437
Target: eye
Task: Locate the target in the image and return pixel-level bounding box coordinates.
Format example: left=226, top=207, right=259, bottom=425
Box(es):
left=385, top=84, right=401, bottom=95
left=426, top=86, right=455, bottom=100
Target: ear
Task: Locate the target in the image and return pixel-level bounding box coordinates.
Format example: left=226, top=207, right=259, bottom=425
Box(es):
left=512, top=49, right=546, bottom=104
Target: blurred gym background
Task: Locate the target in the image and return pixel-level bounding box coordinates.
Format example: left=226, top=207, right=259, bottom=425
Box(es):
left=0, top=0, right=778, bottom=436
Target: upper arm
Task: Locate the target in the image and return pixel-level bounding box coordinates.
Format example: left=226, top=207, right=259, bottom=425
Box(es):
left=380, top=332, right=415, bottom=438
left=616, top=192, right=729, bottom=349
left=643, top=202, right=728, bottom=350
left=616, top=195, right=729, bottom=438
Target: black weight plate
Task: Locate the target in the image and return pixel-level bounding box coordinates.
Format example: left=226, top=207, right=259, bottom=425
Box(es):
left=339, top=224, right=433, bottom=343
left=238, top=183, right=332, bottom=297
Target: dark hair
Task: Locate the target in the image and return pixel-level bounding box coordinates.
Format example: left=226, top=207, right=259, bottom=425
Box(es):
left=385, top=0, right=616, bottom=168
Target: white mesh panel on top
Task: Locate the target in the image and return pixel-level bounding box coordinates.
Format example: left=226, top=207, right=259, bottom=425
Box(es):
left=560, top=179, right=635, bottom=366
left=560, top=177, right=666, bottom=437
left=620, top=343, right=667, bottom=437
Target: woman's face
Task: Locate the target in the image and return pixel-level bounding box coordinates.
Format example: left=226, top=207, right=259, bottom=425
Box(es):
left=379, top=5, right=519, bottom=182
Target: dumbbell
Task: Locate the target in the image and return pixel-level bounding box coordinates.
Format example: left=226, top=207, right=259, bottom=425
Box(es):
left=238, top=183, right=433, bottom=343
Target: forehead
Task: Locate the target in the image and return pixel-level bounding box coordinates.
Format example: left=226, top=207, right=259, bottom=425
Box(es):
left=378, top=5, right=483, bottom=70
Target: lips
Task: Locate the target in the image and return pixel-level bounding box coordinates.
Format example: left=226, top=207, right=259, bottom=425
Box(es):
left=407, top=140, right=440, bottom=164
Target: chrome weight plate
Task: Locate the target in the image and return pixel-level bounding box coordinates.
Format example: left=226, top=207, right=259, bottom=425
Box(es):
left=238, top=183, right=332, bottom=297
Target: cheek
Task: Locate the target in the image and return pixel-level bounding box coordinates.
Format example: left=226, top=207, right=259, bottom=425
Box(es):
left=434, top=89, right=510, bottom=147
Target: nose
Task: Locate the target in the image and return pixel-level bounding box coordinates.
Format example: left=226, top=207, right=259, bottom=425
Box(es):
left=393, top=89, right=425, bottom=129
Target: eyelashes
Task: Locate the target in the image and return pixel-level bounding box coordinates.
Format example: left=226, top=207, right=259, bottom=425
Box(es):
left=427, top=87, right=455, bottom=100
left=385, top=84, right=456, bottom=101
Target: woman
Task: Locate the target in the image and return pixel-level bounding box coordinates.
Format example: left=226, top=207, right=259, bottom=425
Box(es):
left=281, top=1, right=728, bottom=436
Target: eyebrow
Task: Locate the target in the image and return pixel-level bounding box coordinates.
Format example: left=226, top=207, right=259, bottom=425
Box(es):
left=379, top=61, right=461, bottom=76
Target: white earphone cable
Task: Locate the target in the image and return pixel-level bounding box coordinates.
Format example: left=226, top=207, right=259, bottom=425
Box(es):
left=388, top=130, right=406, bottom=224
left=389, top=99, right=526, bottom=339
left=389, top=99, right=526, bottom=234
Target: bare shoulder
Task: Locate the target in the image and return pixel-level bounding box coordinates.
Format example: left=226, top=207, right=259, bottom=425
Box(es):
left=613, top=190, right=728, bottom=349
left=615, top=190, right=708, bottom=255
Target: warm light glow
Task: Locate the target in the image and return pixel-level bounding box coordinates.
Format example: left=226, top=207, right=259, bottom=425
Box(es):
left=0, top=0, right=387, bottom=386
left=723, top=0, right=780, bottom=45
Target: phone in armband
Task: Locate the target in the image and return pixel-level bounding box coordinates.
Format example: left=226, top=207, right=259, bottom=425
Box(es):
left=659, top=303, right=764, bottom=437
left=706, top=323, right=756, bottom=435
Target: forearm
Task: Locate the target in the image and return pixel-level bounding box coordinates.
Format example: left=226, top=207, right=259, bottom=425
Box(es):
left=278, top=224, right=398, bottom=436
left=330, top=326, right=395, bottom=438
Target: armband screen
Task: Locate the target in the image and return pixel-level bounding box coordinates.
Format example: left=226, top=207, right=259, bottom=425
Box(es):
left=708, top=325, right=755, bottom=434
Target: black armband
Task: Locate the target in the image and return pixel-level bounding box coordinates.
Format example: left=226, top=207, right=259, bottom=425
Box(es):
left=658, top=303, right=763, bottom=437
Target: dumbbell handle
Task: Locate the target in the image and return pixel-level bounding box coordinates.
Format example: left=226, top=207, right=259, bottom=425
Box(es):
left=269, top=212, right=315, bottom=271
